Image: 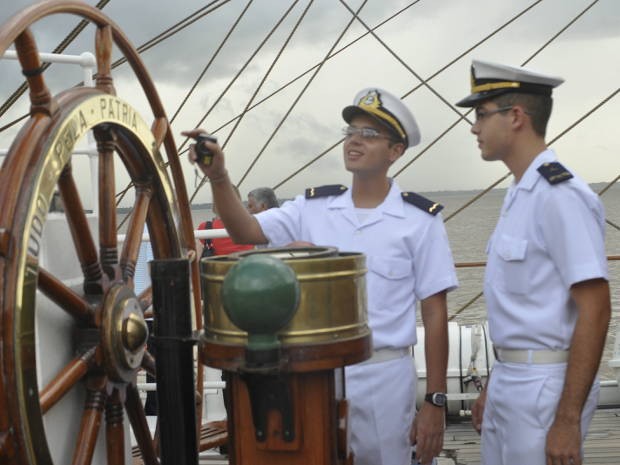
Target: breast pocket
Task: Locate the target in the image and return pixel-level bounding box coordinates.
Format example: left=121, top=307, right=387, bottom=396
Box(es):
left=366, top=256, right=412, bottom=308
left=495, top=234, right=529, bottom=294
left=368, top=256, right=411, bottom=280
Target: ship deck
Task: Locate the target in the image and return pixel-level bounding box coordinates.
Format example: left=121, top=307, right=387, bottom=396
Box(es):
left=440, top=407, right=620, bottom=465
left=195, top=406, right=620, bottom=464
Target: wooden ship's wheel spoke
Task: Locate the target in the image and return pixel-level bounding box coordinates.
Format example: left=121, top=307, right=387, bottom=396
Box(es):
left=37, top=267, right=96, bottom=324
left=125, top=385, right=159, bottom=465
left=58, top=163, right=105, bottom=294
left=40, top=348, right=97, bottom=415
left=140, top=350, right=156, bottom=378
left=104, top=390, right=126, bottom=465
left=94, top=124, right=119, bottom=282
left=0, top=3, right=205, bottom=465
left=137, top=288, right=153, bottom=315
left=94, top=24, right=114, bottom=96
left=72, top=379, right=107, bottom=465
left=120, top=186, right=152, bottom=286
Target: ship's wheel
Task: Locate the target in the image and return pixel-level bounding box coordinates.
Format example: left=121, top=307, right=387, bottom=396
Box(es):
left=0, top=2, right=207, bottom=464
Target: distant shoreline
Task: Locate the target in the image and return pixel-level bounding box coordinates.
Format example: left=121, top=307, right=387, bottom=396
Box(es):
left=116, top=182, right=611, bottom=214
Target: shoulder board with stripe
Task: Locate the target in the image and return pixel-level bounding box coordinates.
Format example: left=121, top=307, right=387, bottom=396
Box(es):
left=537, top=162, right=573, bottom=185
left=305, top=184, right=348, bottom=199
left=401, top=192, right=443, bottom=215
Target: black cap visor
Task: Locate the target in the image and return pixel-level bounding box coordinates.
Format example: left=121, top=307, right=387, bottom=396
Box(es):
left=342, top=106, right=405, bottom=143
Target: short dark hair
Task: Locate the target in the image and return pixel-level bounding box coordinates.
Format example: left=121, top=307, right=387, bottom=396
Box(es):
left=492, top=92, right=553, bottom=137
left=248, top=187, right=279, bottom=209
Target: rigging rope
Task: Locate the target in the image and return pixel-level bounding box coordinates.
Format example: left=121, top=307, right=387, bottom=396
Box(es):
left=0, top=0, right=111, bottom=121
left=0, top=0, right=615, bottom=322
left=445, top=85, right=618, bottom=316
left=340, top=0, right=473, bottom=124
left=0, top=113, right=29, bottom=133
left=402, top=0, right=544, bottom=101
left=1, top=1, right=231, bottom=132
left=271, top=0, right=546, bottom=190
left=443, top=174, right=512, bottom=223
left=241, top=0, right=612, bottom=226
left=169, top=0, right=251, bottom=125
left=403, top=0, right=605, bottom=221
left=235, top=0, right=370, bottom=188
left=597, top=174, right=620, bottom=232
left=449, top=291, right=484, bottom=322
left=520, top=0, right=600, bottom=66
left=188, top=0, right=307, bottom=203
left=120, top=0, right=301, bottom=207
left=443, top=83, right=619, bottom=226
left=181, top=1, right=423, bottom=196
left=109, top=1, right=231, bottom=71
left=218, top=1, right=303, bottom=152
left=114, top=1, right=232, bottom=209
left=180, top=0, right=293, bottom=154
left=598, top=174, right=620, bottom=197
left=206, top=0, right=422, bottom=139
left=418, top=0, right=607, bottom=319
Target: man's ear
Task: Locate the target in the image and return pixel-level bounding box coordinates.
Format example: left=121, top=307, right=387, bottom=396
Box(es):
left=388, top=142, right=406, bottom=163
left=511, top=105, right=530, bottom=130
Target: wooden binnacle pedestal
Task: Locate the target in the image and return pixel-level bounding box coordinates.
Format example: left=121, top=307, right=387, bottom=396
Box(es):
left=199, top=248, right=371, bottom=464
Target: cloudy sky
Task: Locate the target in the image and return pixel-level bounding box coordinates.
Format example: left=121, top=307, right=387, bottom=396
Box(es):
left=1, top=0, right=619, bottom=206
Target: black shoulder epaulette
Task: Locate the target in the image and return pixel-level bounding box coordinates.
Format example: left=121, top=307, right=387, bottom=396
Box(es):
left=401, top=192, right=443, bottom=215
left=305, top=184, right=348, bottom=199
left=537, top=162, right=573, bottom=185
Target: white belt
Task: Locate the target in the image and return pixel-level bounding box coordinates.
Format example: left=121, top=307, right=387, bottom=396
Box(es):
left=359, top=346, right=412, bottom=365
left=494, top=347, right=569, bottom=364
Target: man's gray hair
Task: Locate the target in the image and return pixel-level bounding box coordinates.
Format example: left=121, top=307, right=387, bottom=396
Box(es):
left=248, top=187, right=279, bottom=209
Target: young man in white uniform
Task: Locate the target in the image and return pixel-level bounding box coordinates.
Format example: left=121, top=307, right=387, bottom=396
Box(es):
left=456, top=60, right=611, bottom=465
left=183, top=87, right=458, bottom=465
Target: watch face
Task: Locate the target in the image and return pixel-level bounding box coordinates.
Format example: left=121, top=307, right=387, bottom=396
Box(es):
left=426, top=392, right=447, bottom=406
left=434, top=393, right=447, bottom=406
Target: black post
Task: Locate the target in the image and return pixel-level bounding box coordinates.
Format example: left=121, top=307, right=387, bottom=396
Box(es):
left=151, top=258, right=198, bottom=465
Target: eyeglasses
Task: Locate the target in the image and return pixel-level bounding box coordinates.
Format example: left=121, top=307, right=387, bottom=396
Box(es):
left=342, top=126, right=395, bottom=141
left=474, top=105, right=513, bottom=122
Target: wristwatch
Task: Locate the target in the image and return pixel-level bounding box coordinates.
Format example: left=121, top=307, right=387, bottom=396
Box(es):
left=424, top=392, right=447, bottom=407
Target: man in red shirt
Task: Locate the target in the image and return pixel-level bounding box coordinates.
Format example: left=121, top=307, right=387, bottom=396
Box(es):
left=197, top=185, right=253, bottom=257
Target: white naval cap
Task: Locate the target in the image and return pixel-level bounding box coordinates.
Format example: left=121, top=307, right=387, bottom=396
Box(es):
left=456, top=59, right=564, bottom=107
left=342, top=87, right=421, bottom=148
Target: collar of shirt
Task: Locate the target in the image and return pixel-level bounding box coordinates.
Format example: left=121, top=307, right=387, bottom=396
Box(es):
left=514, top=148, right=557, bottom=191
left=503, top=149, right=557, bottom=213
left=326, top=179, right=407, bottom=219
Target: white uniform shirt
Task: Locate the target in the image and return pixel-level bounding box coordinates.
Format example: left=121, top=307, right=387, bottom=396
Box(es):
left=255, top=180, right=458, bottom=349
left=485, top=149, right=608, bottom=350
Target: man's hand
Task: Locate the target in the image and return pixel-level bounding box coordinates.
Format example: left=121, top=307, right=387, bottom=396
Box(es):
left=285, top=241, right=315, bottom=247
left=195, top=239, right=204, bottom=258
left=181, top=129, right=226, bottom=180
left=546, top=418, right=582, bottom=465
left=181, top=128, right=268, bottom=245
left=410, top=402, right=444, bottom=465
left=471, top=388, right=486, bottom=434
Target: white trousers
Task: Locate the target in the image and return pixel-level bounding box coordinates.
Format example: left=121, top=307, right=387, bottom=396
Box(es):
left=345, top=354, right=416, bottom=465
left=482, top=361, right=599, bottom=465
